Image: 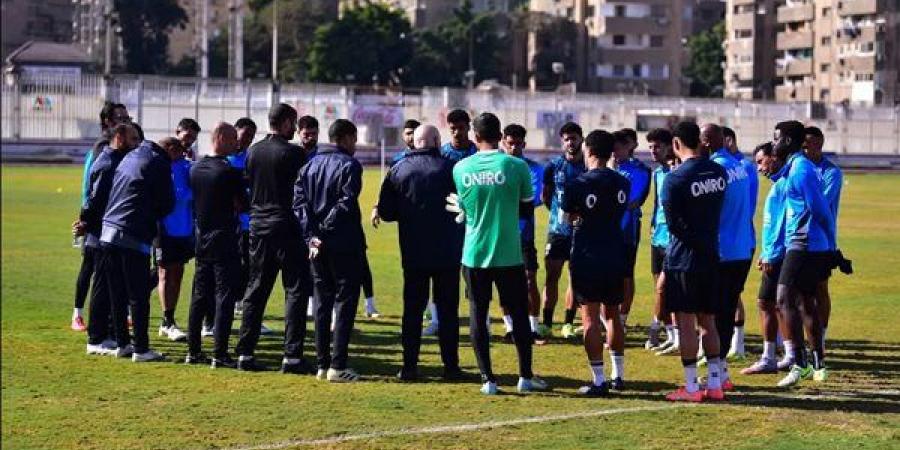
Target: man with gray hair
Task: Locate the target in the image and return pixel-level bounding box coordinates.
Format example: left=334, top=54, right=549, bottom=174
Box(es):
left=375, top=124, right=465, bottom=381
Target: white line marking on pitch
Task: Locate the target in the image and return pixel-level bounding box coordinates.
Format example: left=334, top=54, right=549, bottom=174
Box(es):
left=227, top=403, right=690, bottom=450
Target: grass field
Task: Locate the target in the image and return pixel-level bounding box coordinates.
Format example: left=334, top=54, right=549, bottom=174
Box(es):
left=3, top=165, right=899, bottom=450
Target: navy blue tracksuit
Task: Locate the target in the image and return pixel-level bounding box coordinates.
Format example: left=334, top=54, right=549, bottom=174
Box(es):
left=100, top=141, right=174, bottom=353
left=293, top=147, right=366, bottom=371
left=376, top=148, right=464, bottom=373
left=81, top=146, right=125, bottom=345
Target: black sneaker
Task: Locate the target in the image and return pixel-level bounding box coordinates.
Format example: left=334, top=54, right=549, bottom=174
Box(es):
left=611, top=377, right=625, bottom=391
left=532, top=332, right=548, bottom=346
left=396, top=368, right=418, bottom=382
left=184, top=352, right=210, bottom=365
left=281, top=359, right=314, bottom=375
left=211, top=355, right=237, bottom=369
left=577, top=382, right=610, bottom=397
left=236, top=357, right=269, bottom=372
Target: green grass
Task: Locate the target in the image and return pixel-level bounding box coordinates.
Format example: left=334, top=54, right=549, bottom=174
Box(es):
left=3, top=165, right=899, bottom=450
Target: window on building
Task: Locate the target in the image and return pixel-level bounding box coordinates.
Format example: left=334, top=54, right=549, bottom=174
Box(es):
left=586, top=5, right=595, bottom=17
left=822, top=7, right=831, bottom=17
left=821, top=36, right=831, bottom=46
left=860, top=41, right=875, bottom=53
left=632, top=64, right=642, bottom=77
left=613, top=65, right=625, bottom=76
left=735, top=29, right=752, bottom=39
left=613, top=35, right=625, bottom=46
left=651, top=5, right=666, bottom=17
left=821, top=63, right=830, bottom=72
left=615, top=5, right=626, bottom=17
left=820, top=89, right=830, bottom=100
left=855, top=73, right=874, bottom=81
left=650, top=35, right=664, bottom=47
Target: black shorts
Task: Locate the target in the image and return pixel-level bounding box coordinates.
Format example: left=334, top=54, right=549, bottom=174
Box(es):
left=522, top=241, right=539, bottom=272
left=665, top=269, right=719, bottom=314
left=154, top=235, right=194, bottom=265
left=718, top=259, right=752, bottom=301
left=757, top=260, right=783, bottom=303
left=623, top=244, right=638, bottom=278
left=778, top=250, right=833, bottom=295
left=571, top=271, right=624, bottom=306
left=462, top=265, right=528, bottom=310
left=545, top=233, right=571, bottom=261
left=650, top=245, right=666, bottom=275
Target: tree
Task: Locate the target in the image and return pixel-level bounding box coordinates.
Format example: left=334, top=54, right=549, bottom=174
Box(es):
left=685, top=21, right=725, bottom=97
left=242, top=0, right=337, bottom=81
left=404, top=1, right=508, bottom=88
left=114, top=0, right=187, bottom=74
left=307, top=3, right=413, bottom=84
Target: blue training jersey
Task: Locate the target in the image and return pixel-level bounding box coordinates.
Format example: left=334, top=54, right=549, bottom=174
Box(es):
left=161, top=158, right=194, bottom=238
left=816, top=156, right=843, bottom=244
left=440, top=141, right=477, bottom=164
left=711, top=148, right=754, bottom=261
left=81, top=150, right=97, bottom=207
left=226, top=149, right=250, bottom=232
left=543, top=155, right=586, bottom=237
left=617, top=157, right=652, bottom=247
left=734, top=151, right=759, bottom=250
left=760, top=166, right=789, bottom=263
left=650, top=165, right=671, bottom=248
left=783, top=152, right=836, bottom=252
left=518, top=156, right=544, bottom=243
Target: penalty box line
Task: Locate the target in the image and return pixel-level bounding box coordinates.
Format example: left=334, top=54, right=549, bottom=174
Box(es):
left=228, top=403, right=692, bottom=450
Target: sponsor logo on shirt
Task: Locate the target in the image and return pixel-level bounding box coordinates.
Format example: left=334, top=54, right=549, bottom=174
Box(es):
left=726, top=165, right=749, bottom=183
left=690, top=177, right=726, bottom=197
left=461, top=171, right=506, bottom=187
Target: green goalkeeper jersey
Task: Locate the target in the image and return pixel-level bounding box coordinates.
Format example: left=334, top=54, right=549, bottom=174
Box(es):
left=452, top=150, right=534, bottom=268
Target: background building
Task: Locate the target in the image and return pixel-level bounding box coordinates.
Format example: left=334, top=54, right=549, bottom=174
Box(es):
left=527, top=0, right=724, bottom=95
left=1, top=0, right=76, bottom=59
left=725, top=0, right=899, bottom=105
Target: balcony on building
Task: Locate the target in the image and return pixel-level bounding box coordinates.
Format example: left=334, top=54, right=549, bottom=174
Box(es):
left=777, top=31, right=814, bottom=50
left=599, top=16, right=664, bottom=35
left=776, top=83, right=815, bottom=102
left=777, top=2, right=814, bottom=23
left=776, top=58, right=813, bottom=77
left=837, top=0, right=878, bottom=17
left=731, top=11, right=756, bottom=30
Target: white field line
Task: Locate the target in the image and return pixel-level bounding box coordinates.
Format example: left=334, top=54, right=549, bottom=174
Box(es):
left=227, top=403, right=691, bottom=450
left=225, top=389, right=899, bottom=450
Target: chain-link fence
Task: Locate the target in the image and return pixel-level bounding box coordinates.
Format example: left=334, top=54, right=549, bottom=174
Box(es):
left=3, top=73, right=899, bottom=156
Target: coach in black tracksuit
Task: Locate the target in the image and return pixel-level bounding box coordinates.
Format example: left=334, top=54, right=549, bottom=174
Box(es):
left=376, top=124, right=464, bottom=381
left=293, top=119, right=365, bottom=382
left=101, top=139, right=175, bottom=361
left=235, top=104, right=313, bottom=373
left=186, top=123, right=249, bottom=367
left=79, top=123, right=139, bottom=351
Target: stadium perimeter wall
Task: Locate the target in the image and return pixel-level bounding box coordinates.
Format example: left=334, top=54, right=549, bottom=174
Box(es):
left=2, top=74, right=898, bottom=161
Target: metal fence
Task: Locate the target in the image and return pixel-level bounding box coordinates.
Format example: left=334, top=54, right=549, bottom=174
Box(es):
left=3, top=73, right=899, bottom=156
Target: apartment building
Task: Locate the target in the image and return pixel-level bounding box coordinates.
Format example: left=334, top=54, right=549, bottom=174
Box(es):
left=528, top=0, right=723, bottom=95
left=725, top=0, right=899, bottom=105
left=2, top=0, right=76, bottom=59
